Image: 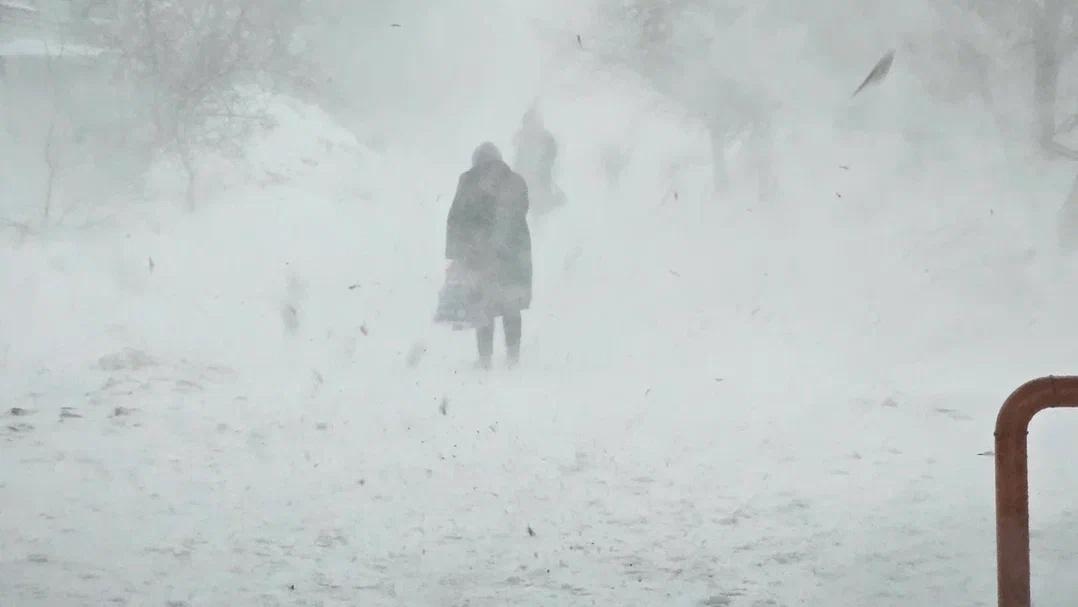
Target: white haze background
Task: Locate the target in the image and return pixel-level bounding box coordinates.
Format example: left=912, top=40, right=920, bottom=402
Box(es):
left=3, top=1, right=1078, bottom=605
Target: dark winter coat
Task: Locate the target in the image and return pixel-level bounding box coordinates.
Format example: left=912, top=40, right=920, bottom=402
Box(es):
left=445, top=155, right=532, bottom=315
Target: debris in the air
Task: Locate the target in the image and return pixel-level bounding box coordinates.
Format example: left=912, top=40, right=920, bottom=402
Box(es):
left=852, top=49, right=895, bottom=97
left=281, top=304, right=299, bottom=333
left=60, top=407, right=82, bottom=419
left=406, top=342, right=426, bottom=368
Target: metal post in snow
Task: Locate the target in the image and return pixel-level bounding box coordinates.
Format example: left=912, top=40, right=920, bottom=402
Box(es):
left=995, top=376, right=1078, bottom=607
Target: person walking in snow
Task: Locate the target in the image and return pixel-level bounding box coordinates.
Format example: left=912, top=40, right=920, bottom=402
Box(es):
left=512, top=108, right=564, bottom=215
left=442, top=142, right=532, bottom=369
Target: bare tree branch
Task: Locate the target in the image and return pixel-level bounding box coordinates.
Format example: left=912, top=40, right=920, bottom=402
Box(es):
left=1046, top=137, right=1078, bottom=161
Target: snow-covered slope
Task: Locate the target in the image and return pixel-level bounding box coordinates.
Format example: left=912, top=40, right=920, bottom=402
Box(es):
left=4, top=8, right=1078, bottom=607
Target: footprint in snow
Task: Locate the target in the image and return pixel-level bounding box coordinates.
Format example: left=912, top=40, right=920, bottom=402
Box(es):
left=933, top=407, right=972, bottom=421
left=699, top=590, right=744, bottom=606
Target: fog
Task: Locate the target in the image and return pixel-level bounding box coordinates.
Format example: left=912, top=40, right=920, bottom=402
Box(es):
left=3, top=1, right=1078, bottom=605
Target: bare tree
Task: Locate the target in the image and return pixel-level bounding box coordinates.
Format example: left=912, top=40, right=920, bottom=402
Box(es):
left=1028, top=0, right=1078, bottom=159
left=42, top=121, right=58, bottom=222
left=1012, top=0, right=1078, bottom=247
left=591, top=1, right=781, bottom=200
left=935, top=0, right=1077, bottom=154
left=41, top=41, right=61, bottom=223
left=36, top=35, right=78, bottom=225
left=101, top=0, right=305, bottom=208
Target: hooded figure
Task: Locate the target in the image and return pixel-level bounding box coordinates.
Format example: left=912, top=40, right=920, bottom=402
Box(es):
left=443, top=142, right=532, bottom=367
left=513, top=109, right=564, bottom=215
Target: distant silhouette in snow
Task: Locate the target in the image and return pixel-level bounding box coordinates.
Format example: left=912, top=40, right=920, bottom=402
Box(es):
left=512, top=108, right=565, bottom=215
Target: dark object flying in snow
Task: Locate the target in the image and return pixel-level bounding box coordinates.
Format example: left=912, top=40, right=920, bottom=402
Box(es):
left=577, top=34, right=583, bottom=48
left=390, top=23, right=402, bottom=28
left=852, top=49, right=895, bottom=97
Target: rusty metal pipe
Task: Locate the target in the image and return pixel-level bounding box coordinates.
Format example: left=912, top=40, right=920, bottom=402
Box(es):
left=995, top=376, right=1078, bottom=607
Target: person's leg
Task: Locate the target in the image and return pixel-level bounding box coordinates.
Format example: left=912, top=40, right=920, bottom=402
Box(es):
left=503, top=312, right=522, bottom=366
left=476, top=322, right=494, bottom=369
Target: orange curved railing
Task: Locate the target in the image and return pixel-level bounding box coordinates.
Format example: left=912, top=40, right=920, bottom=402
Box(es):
left=995, top=376, right=1078, bottom=607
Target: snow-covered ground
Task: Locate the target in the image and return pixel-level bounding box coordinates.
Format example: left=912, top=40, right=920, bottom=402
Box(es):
left=4, top=10, right=1078, bottom=607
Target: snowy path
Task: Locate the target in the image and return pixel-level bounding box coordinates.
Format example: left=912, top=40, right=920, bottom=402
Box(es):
left=4, top=108, right=1078, bottom=605
left=3, top=339, right=1037, bottom=606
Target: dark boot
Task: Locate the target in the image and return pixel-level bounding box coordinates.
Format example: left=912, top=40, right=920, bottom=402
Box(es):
left=504, top=312, right=522, bottom=367
left=476, top=323, right=494, bottom=369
